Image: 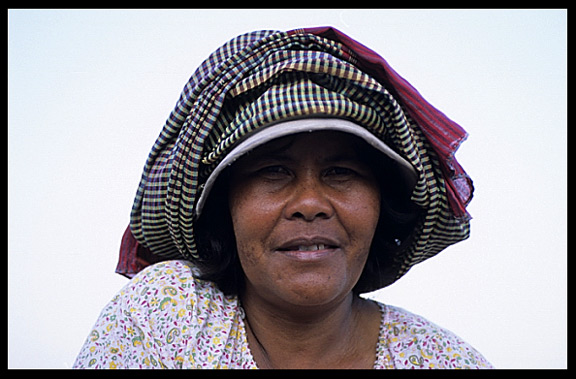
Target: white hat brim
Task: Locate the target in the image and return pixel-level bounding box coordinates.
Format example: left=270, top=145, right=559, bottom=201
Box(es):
left=195, top=118, right=417, bottom=218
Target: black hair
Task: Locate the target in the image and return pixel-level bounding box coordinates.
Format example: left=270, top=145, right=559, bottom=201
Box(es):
left=194, top=135, right=422, bottom=296
left=194, top=170, right=244, bottom=296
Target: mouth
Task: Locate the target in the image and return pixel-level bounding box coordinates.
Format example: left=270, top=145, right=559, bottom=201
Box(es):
left=275, top=238, right=340, bottom=259
left=277, top=243, right=337, bottom=252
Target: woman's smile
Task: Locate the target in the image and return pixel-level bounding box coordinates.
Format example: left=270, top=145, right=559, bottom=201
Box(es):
left=274, top=236, right=341, bottom=261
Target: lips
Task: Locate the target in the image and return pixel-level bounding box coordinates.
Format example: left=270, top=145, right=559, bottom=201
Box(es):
left=276, top=238, right=339, bottom=253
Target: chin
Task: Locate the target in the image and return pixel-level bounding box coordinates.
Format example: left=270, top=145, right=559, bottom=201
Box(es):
left=279, top=276, right=353, bottom=308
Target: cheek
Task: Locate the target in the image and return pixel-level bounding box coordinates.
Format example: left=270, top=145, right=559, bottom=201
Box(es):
left=344, top=186, right=381, bottom=243
left=229, top=189, right=285, bottom=294
left=345, top=190, right=381, bottom=281
left=337, top=191, right=380, bottom=277
left=228, top=184, right=277, bottom=264
left=229, top=193, right=257, bottom=248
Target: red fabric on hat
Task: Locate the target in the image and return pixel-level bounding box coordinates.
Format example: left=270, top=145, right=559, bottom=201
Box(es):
left=115, top=225, right=163, bottom=278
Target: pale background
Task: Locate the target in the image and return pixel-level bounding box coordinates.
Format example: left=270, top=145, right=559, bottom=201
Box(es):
left=8, top=9, right=567, bottom=369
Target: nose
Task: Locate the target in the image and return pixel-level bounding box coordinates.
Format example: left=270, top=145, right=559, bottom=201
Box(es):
left=283, top=175, right=335, bottom=222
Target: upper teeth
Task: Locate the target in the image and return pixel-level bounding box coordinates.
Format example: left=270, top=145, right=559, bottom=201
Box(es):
left=298, top=244, right=326, bottom=251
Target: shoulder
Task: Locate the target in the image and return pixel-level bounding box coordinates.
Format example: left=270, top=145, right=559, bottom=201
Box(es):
left=130, top=259, right=200, bottom=285
left=121, top=260, right=228, bottom=303
left=380, top=304, right=492, bottom=369
left=125, top=260, right=237, bottom=317
left=109, top=260, right=239, bottom=329
left=74, top=260, right=240, bottom=369
left=113, top=260, right=201, bottom=310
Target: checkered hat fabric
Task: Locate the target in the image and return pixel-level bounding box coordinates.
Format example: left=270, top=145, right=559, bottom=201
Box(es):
left=122, top=27, right=473, bottom=288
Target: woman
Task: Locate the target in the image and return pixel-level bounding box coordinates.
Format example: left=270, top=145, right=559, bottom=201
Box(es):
left=74, top=27, right=491, bottom=369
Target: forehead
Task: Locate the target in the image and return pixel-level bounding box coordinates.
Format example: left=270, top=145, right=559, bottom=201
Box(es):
left=240, top=131, right=367, bottom=161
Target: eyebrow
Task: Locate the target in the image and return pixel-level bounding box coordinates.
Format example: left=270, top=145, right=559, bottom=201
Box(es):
left=323, top=152, right=363, bottom=164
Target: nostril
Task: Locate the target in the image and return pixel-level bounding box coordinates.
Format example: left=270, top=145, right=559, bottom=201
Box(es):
left=290, top=210, right=330, bottom=221
left=291, top=211, right=305, bottom=219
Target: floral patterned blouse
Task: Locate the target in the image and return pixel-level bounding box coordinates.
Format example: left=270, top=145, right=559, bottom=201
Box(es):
left=73, top=260, right=492, bottom=369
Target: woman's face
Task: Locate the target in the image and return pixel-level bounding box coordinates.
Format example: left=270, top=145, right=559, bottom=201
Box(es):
left=228, top=131, right=381, bottom=309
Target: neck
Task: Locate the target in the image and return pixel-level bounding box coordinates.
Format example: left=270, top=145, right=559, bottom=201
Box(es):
left=240, top=289, right=379, bottom=369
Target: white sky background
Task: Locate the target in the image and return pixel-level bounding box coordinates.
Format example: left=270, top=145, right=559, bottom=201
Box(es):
left=8, top=9, right=567, bottom=369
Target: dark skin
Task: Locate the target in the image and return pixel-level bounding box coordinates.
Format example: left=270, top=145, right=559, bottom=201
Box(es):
left=228, top=131, right=383, bottom=369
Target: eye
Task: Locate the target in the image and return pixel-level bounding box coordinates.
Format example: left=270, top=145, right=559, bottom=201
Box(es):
left=257, top=165, right=291, bottom=179
left=324, top=167, right=356, bottom=179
